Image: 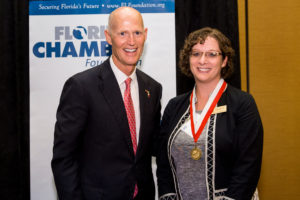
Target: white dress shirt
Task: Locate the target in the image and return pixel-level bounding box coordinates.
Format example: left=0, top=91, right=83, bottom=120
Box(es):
left=110, top=57, right=140, bottom=144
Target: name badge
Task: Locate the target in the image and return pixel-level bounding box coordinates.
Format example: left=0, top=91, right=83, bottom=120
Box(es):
left=212, top=105, right=227, bottom=114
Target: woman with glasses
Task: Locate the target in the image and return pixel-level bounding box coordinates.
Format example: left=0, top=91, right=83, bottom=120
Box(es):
left=156, top=27, right=263, bottom=200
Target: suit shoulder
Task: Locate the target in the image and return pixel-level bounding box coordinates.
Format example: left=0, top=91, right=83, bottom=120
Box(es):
left=136, top=69, right=161, bottom=87
left=162, top=92, right=190, bottom=126
left=165, top=91, right=190, bottom=111
left=225, top=84, right=258, bottom=113
left=169, top=92, right=190, bottom=104
left=71, top=64, right=102, bottom=80
left=67, top=59, right=109, bottom=83
left=226, top=84, right=255, bottom=102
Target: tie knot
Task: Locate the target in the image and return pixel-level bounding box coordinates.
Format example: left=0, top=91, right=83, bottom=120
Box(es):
left=125, top=78, right=132, bottom=88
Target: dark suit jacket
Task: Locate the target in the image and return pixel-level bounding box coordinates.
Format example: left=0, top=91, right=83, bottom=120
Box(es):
left=51, top=58, right=162, bottom=200
left=157, top=84, right=263, bottom=200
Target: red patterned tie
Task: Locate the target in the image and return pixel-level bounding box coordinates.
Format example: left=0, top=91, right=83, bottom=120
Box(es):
left=124, top=78, right=138, bottom=198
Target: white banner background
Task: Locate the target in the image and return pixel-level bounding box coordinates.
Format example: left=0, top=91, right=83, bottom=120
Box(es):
left=30, top=3, right=175, bottom=200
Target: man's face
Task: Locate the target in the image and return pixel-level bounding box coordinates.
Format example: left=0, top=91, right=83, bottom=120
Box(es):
left=105, top=11, right=147, bottom=75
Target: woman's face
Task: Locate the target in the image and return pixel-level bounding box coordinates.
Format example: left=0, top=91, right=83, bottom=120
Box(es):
left=189, top=36, right=227, bottom=85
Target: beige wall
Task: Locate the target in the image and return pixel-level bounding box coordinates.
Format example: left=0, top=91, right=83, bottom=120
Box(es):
left=238, top=0, right=300, bottom=199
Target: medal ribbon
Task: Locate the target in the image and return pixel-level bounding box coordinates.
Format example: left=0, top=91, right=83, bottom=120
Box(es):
left=190, top=80, right=227, bottom=143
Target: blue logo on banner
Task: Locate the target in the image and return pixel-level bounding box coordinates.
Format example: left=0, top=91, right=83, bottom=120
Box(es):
left=32, top=25, right=112, bottom=67
left=73, top=26, right=87, bottom=40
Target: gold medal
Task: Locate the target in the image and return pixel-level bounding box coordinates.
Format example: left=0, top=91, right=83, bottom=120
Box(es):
left=189, top=80, right=227, bottom=161
left=191, top=145, right=202, bottom=160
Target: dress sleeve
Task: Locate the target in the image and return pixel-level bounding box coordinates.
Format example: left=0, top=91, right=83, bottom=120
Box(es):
left=225, top=94, right=263, bottom=200
left=156, top=98, right=178, bottom=197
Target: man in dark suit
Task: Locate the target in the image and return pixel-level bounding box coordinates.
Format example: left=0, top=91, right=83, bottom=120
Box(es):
left=51, top=7, right=162, bottom=200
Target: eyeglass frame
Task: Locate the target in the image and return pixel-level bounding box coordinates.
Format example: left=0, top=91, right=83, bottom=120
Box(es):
left=190, top=51, right=223, bottom=59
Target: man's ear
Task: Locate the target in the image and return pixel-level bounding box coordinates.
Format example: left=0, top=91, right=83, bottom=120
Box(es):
left=104, top=30, right=112, bottom=45
left=144, top=28, right=148, bottom=41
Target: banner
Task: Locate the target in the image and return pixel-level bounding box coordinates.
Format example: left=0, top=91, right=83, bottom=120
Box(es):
left=29, top=0, right=175, bottom=199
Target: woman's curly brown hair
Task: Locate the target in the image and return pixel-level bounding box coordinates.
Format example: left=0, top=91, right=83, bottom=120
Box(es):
left=179, top=27, right=235, bottom=79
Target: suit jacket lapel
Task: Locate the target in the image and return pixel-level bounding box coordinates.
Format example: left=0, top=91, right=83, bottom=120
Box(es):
left=97, top=59, right=134, bottom=157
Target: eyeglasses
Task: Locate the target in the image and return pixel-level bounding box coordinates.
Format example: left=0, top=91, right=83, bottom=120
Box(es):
left=190, top=51, right=223, bottom=59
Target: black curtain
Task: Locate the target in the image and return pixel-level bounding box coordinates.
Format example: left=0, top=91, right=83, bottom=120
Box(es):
left=0, top=0, right=30, bottom=200
left=0, top=0, right=239, bottom=199
left=175, top=0, right=241, bottom=95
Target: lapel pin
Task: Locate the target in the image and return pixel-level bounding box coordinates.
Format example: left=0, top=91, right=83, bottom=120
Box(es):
left=145, top=89, right=150, bottom=98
